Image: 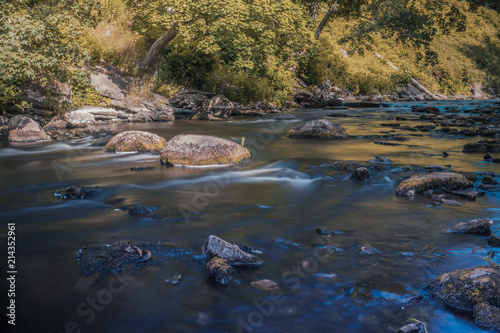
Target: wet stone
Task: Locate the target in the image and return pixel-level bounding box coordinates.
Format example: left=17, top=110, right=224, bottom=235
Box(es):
left=55, top=186, right=98, bottom=199
left=449, top=218, right=493, bottom=235
left=122, top=203, right=156, bottom=215
left=205, top=257, right=234, bottom=285
left=488, top=235, right=500, bottom=247
left=368, top=155, right=392, bottom=165
left=396, top=322, right=423, bottom=333
left=316, top=227, right=336, bottom=235
left=446, top=189, right=486, bottom=201
left=351, top=167, right=370, bottom=181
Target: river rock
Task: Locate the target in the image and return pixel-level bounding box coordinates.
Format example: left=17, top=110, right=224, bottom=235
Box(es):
left=122, top=203, right=156, bottom=215
left=464, top=140, right=500, bottom=153
left=7, top=116, right=52, bottom=142
left=396, top=172, right=473, bottom=196
left=43, top=117, right=68, bottom=130
left=205, top=257, right=234, bottom=285
left=251, top=279, right=279, bottom=292
left=449, top=218, right=493, bottom=235
left=445, top=189, right=485, bottom=201
left=368, top=155, right=392, bottom=165
left=329, top=160, right=362, bottom=171
left=202, top=95, right=234, bottom=117
left=78, top=240, right=190, bottom=278
left=427, top=266, right=500, bottom=332
left=286, top=119, right=348, bottom=139
left=55, top=186, right=97, bottom=199
left=411, top=106, right=439, bottom=114
left=104, top=131, right=167, bottom=152
left=65, top=109, right=96, bottom=128
left=395, top=322, right=423, bottom=333
left=202, top=235, right=263, bottom=266
left=488, top=235, right=500, bottom=247
left=160, top=134, right=250, bottom=166
left=351, top=167, right=370, bottom=181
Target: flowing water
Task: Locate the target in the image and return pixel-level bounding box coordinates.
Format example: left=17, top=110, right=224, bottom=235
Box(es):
left=2, top=101, right=500, bottom=333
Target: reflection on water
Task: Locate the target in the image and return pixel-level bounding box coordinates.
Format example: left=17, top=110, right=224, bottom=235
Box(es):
left=1, top=100, right=500, bottom=332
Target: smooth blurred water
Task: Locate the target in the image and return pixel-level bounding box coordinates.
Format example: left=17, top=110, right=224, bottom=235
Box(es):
left=1, top=100, right=500, bottom=333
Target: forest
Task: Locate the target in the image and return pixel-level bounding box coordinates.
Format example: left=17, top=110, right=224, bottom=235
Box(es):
left=1, top=0, right=500, bottom=110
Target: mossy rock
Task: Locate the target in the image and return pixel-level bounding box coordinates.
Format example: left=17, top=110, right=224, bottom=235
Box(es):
left=205, top=257, right=234, bottom=285
left=427, top=266, right=500, bottom=332
left=104, top=131, right=167, bottom=152
left=396, top=172, right=473, bottom=196
left=159, top=134, right=250, bottom=166
left=286, top=119, right=348, bottom=139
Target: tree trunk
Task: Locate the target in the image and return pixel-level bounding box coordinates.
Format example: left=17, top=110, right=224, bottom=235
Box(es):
left=314, top=3, right=337, bottom=40
left=410, top=78, right=440, bottom=100
left=138, top=25, right=177, bottom=72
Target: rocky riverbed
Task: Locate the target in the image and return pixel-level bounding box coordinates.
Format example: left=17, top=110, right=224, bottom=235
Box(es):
left=2, top=100, right=500, bottom=332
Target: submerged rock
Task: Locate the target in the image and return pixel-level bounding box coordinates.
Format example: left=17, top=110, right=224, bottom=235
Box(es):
left=7, top=115, right=51, bottom=142
left=368, top=155, right=392, bottom=165
left=328, top=160, right=362, bottom=171
left=449, top=218, right=493, bottom=235
left=351, top=167, right=370, bottom=181
left=396, top=172, right=473, bottom=196
left=122, top=203, right=156, bottom=215
left=488, top=235, right=500, bottom=247
left=286, top=119, right=348, bottom=139
left=160, top=134, right=250, bottom=166
left=464, top=140, right=500, bottom=153
left=104, top=130, right=167, bottom=152
left=55, top=186, right=97, bottom=199
left=316, top=227, right=336, bottom=235
left=251, top=279, right=279, bottom=292
left=78, top=240, right=190, bottom=278
left=395, top=322, right=423, bottom=333
left=203, top=235, right=263, bottom=266
left=205, top=257, right=234, bottom=285
left=427, top=266, right=500, bottom=332
left=445, top=189, right=485, bottom=201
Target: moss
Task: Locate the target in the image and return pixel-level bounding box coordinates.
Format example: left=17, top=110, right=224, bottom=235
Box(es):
left=396, top=172, right=473, bottom=195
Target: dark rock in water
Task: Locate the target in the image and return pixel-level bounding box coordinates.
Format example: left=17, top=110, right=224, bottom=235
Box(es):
left=160, top=134, right=250, bottom=166
left=316, top=227, right=336, bottom=235
left=450, top=170, right=477, bottom=182
left=484, top=153, right=493, bottom=160
left=425, top=164, right=444, bottom=171
left=77, top=240, right=190, bottom=278
left=7, top=115, right=52, bottom=142
left=328, top=113, right=349, bottom=117
left=442, top=151, right=449, bottom=157
left=396, top=172, right=473, bottom=197
left=413, top=125, right=436, bottom=132
left=130, top=166, right=154, bottom=171
left=445, top=189, right=485, bottom=201
left=449, top=218, right=493, bottom=235
left=427, top=266, right=500, bottom=332
left=55, top=186, right=97, bottom=199
left=203, top=235, right=263, bottom=266
left=368, top=155, right=392, bottom=165
left=122, top=203, right=156, bottom=215
left=483, top=176, right=495, bottom=184
left=374, top=141, right=402, bottom=146
left=351, top=167, right=370, bottom=181
left=464, top=140, right=500, bottom=153
left=345, top=102, right=388, bottom=108
left=479, top=184, right=500, bottom=191
left=411, top=106, right=439, bottom=114
left=488, top=235, right=500, bottom=247
left=205, top=257, right=234, bottom=285
left=380, top=123, right=400, bottom=127
left=396, top=322, right=423, bottom=333
left=104, top=130, right=167, bottom=152
left=328, top=160, right=362, bottom=171
left=286, top=119, right=348, bottom=139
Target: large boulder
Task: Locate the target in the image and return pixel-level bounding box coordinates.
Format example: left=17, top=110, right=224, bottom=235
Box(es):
left=160, top=134, right=250, bottom=166
left=7, top=116, right=51, bottom=142
left=286, top=119, right=348, bottom=139
left=203, top=235, right=263, bottom=266
left=104, top=131, right=167, bottom=152
left=396, top=172, right=473, bottom=196
left=43, top=117, right=68, bottom=130
left=427, top=266, right=500, bottom=332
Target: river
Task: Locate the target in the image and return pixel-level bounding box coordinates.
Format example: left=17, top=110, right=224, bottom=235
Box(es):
left=1, top=100, right=500, bottom=332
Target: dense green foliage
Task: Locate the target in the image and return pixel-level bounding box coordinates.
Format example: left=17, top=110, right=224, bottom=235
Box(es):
left=1, top=0, right=500, bottom=110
